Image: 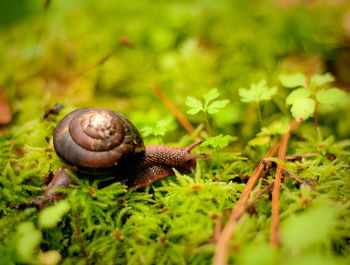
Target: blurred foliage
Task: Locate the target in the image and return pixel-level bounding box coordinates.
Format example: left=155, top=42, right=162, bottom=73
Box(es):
left=0, top=0, right=350, bottom=264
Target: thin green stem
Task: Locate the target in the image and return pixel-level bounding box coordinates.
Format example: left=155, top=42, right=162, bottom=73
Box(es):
left=204, top=111, right=212, bottom=136
left=256, top=101, right=263, bottom=129
left=313, top=86, right=322, bottom=140
left=157, top=135, right=162, bottom=145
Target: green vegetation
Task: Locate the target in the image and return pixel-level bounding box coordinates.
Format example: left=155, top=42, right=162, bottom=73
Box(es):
left=0, top=0, right=350, bottom=264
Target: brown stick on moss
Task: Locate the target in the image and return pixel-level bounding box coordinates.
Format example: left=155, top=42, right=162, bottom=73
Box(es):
left=270, top=132, right=290, bottom=246
left=213, top=142, right=280, bottom=265
left=151, top=85, right=197, bottom=136
left=0, top=85, right=11, bottom=125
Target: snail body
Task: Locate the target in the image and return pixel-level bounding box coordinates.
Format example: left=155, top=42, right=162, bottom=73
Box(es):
left=36, top=108, right=206, bottom=204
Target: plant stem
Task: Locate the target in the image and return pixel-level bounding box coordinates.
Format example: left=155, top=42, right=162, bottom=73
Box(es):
left=256, top=101, right=263, bottom=128
left=282, top=167, right=315, bottom=192
left=312, top=84, right=322, bottom=140
left=204, top=111, right=212, bottom=136
left=313, top=100, right=323, bottom=140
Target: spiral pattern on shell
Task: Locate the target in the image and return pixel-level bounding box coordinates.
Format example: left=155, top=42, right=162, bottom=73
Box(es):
left=53, top=108, right=144, bottom=175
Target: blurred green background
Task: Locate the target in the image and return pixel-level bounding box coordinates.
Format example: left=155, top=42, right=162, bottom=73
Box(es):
left=1, top=0, right=350, bottom=141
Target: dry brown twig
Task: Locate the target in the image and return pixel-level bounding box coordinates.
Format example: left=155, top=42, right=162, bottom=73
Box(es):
left=285, top=153, right=318, bottom=161
left=0, top=85, right=11, bottom=125
left=212, top=182, right=274, bottom=245
left=212, top=142, right=280, bottom=265
left=213, top=215, right=223, bottom=243
left=269, top=120, right=299, bottom=247
left=213, top=120, right=300, bottom=264
left=270, top=132, right=290, bottom=246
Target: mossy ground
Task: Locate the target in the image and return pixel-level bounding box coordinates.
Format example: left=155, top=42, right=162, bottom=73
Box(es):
left=0, top=1, right=350, bottom=264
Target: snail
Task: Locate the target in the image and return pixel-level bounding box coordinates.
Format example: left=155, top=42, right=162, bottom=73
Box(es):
left=31, top=108, right=207, bottom=206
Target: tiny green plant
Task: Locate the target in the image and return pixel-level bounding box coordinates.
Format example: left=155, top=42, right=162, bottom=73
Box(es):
left=186, top=88, right=229, bottom=135
left=201, top=134, right=236, bottom=149
left=141, top=117, right=174, bottom=143
left=238, top=79, right=277, bottom=128
left=280, top=72, right=346, bottom=135
left=248, top=117, right=290, bottom=146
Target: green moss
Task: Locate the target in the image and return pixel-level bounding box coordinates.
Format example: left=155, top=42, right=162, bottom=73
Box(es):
left=1, top=0, right=350, bottom=264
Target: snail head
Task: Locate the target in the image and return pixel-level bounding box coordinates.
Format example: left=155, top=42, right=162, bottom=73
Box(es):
left=178, top=140, right=209, bottom=175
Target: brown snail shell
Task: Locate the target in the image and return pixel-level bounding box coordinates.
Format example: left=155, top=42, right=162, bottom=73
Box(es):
left=53, top=108, right=145, bottom=176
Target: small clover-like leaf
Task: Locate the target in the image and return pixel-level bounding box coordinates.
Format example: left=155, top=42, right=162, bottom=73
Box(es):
left=201, top=134, right=236, bottom=148
left=203, top=88, right=219, bottom=104
left=311, top=73, right=334, bottom=86
left=260, top=86, right=277, bottom=101
left=316, top=88, right=346, bottom=105
left=207, top=99, right=229, bottom=114
left=252, top=79, right=267, bottom=92
left=291, top=98, right=315, bottom=121
left=239, top=80, right=277, bottom=103
left=153, top=118, right=171, bottom=136
left=286, top=88, right=311, bottom=105
left=186, top=96, right=203, bottom=115
left=141, top=126, right=154, bottom=137
left=187, top=88, right=229, bottom=117
left=39, top=200, right=71, bottom=228
left=141, top=118, right=172, bottom=137
left=279, top=73, right=306, bottom=88
left=239, top=88, right=255, bottom=102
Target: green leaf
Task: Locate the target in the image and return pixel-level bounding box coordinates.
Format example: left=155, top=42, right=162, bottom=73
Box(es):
left=259, top=86, right=277, bottom=101
left=203, top=88, right=219, bottom=104
left=187, top=108, right=202, bottom=115
left=286, top=88, right=311, bottom=105
left=279, top=73, right=306, bottom=88
left=248, top=136, right=270, bottom=146
left=311, top=73, right=334, bottom=86
left=186, top=96, right=203, bottom=115
left=39, top=200, right=71, bottom=228
left=16, top=222, right=42, bottom=263
left=316, top=88, right=346, bottom=105
left=201, top=134, right=236, bottom=148
left=153, top=119, right=171, bottom=136
left=142, top=118, right=173, bottom=137
left=251, top=79, right=267, bottom=94
left=239, top=80, right=277, bottom=103
left=141, top=126, right=154, bottom=137
left=257, top=117, right=290, bottom=136
left=239, top=88, right=255, bottom=102
left=291, top=98, right=315, bottom=121
left=207, top=99, right=229, bottom=114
